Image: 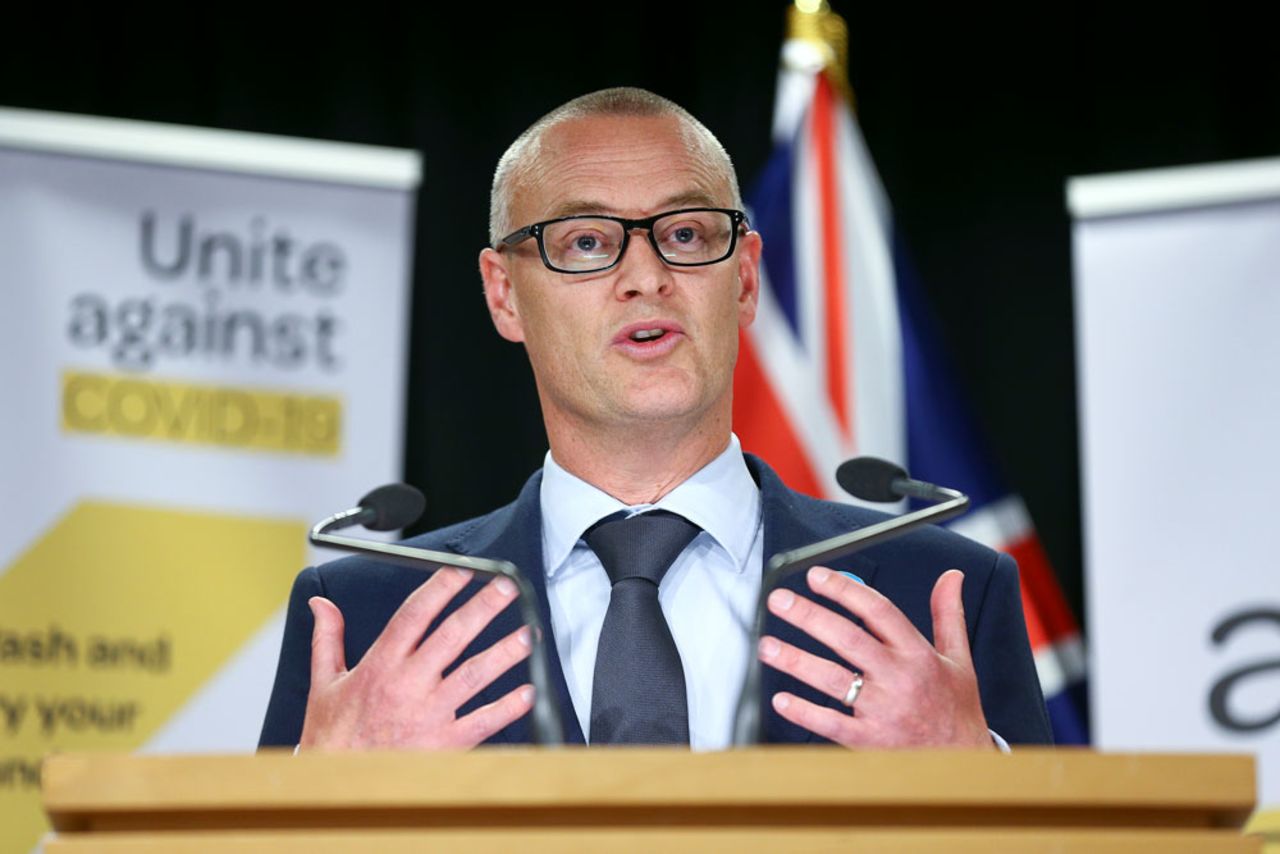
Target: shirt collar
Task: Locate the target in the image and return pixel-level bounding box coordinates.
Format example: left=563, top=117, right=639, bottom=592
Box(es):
left=540, top=434, right=761, bottom=579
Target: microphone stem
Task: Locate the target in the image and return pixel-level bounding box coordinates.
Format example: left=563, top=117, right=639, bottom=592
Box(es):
left=311, top=507, right=369, bottom=536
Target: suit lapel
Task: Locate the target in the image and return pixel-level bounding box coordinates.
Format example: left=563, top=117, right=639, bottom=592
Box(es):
left=444, top=471, right=586, bottom=746
left=748, top=455, right=880, bottom=744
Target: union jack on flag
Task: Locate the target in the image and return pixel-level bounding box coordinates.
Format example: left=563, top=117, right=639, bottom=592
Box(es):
left=733, top=19, right=1089, bottom=744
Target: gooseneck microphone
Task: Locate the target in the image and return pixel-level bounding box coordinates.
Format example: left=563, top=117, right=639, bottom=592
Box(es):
left=310, top=484, right=564, bottom=746
left=317, top=483, right=426, bottom=533
left=730, top=458, right=970, bottom=746
left=835, top=457, right=958, bottom=504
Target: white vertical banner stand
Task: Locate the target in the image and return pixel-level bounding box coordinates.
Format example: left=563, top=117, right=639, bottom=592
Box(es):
left=1071, top=157, right=1280, bottom=813
left=0, top=107, right=420, bottom=851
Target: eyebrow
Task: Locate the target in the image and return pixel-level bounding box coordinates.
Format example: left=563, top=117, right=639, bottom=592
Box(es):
left=547, top=190, right=723, bottom=220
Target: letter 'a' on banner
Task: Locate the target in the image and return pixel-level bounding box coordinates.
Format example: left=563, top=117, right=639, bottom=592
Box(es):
left=0, top=107, right=420, bottom=852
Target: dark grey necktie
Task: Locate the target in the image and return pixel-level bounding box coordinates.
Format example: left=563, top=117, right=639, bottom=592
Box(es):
left=585, top=509, right=701, bottom=745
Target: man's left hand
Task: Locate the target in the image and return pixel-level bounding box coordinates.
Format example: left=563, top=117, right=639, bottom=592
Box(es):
left=758, top=566, right=994, bottom=748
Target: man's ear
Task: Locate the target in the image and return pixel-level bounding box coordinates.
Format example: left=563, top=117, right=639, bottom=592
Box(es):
left=479, top=247, right=525, bottom=343
left=736, top=230, right=763, bottom=329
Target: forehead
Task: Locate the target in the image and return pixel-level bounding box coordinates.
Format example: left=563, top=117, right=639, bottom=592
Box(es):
left=513, top=114, right=731, bottom=223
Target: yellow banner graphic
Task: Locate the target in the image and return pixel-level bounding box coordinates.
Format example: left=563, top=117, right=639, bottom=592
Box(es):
left=61, top=371, right=342, bottom=456
left=0, top=501, right=305, bottom=852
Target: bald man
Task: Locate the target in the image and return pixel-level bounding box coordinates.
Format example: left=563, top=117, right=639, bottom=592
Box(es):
left=260, top=88, right=1051, bottom=750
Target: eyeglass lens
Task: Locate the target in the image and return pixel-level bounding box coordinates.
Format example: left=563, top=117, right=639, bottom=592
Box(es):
left=542, top=210, right=736, bottom=272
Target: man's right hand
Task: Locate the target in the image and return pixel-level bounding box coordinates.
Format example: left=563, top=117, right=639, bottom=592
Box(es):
left=298, top=567, right=535, bottom=750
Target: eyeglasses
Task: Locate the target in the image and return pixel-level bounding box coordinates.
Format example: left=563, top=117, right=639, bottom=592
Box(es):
left=496, top=207, right=748, bottom=275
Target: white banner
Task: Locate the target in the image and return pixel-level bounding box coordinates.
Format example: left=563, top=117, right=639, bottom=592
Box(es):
left=1071, top=157, right=1280, bottom=810
left=0, top=107, right=419, bottom=850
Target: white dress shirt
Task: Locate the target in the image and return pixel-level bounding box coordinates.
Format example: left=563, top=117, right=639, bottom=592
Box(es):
left=541, top=435, right=762, bottom=750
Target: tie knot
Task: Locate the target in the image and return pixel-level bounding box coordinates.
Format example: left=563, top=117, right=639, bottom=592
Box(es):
left=584, top=510, right=701, bottom=587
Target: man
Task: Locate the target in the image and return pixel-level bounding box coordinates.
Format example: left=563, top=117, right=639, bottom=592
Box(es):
left=259, top=88, right=1051, bottom=751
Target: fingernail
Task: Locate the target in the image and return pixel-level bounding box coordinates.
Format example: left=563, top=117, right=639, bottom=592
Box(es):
left=759, top=637, right=780, bottom=659
left=809, top=566, right=830, bottom=585
left=520, top=686, right=535, bottom=704
left=451, top=567, right=473, bottom=580
left=495, top=577, right=516, bottom=596
left=769, top=589, right=795, bottom=611
left=773, top=694, right=791, bottom=710
left=518, top=626, right=531, bottom=647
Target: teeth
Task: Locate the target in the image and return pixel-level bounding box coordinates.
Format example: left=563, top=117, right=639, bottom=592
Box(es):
left=631, top=328, right=666, bottom=341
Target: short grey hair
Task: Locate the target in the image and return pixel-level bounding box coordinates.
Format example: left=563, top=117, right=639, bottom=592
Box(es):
left=488, top=87, right=743, bottom=245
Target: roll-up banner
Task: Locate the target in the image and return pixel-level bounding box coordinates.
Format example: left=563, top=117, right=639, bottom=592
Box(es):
left=1071, top=157, right=1280, bottom=815
left=0, top=107, right=420, bottom=850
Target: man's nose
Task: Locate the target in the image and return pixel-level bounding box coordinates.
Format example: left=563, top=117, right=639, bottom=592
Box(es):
left=613, top=230, right=674, bottom=298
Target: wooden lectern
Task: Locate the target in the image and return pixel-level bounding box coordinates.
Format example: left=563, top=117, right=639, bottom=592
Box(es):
left=43, top=748, right=1258, bottom=852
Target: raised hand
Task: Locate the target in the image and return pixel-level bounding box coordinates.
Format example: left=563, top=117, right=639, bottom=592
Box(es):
left=758, top=566, right=993, bottom=748
left=299, top=568, right=534, bottom=750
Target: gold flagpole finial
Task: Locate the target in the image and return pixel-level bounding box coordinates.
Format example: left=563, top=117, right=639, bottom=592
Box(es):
left=786, top=0, right=853, bottom=106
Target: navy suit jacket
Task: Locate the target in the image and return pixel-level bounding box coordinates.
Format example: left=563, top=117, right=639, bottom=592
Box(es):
left=259, top=455, right=1052, bottom=747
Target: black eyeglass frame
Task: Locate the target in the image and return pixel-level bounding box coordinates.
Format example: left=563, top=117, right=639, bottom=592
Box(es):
left=496, top=207, right=749, bottom=275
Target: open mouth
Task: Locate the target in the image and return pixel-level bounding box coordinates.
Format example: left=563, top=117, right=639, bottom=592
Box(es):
left=614, top=321, right=684, bottom=356
left=629, top=328, right=668, bottom=343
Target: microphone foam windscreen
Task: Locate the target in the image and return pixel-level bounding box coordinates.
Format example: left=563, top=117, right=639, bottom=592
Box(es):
left=358, top=483, right=426, bottom=531
left=835, top=457, right=908, bottom=503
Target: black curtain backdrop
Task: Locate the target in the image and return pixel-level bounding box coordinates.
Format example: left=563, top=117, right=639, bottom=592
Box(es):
left=5, top=5, right=1277, bottom=631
